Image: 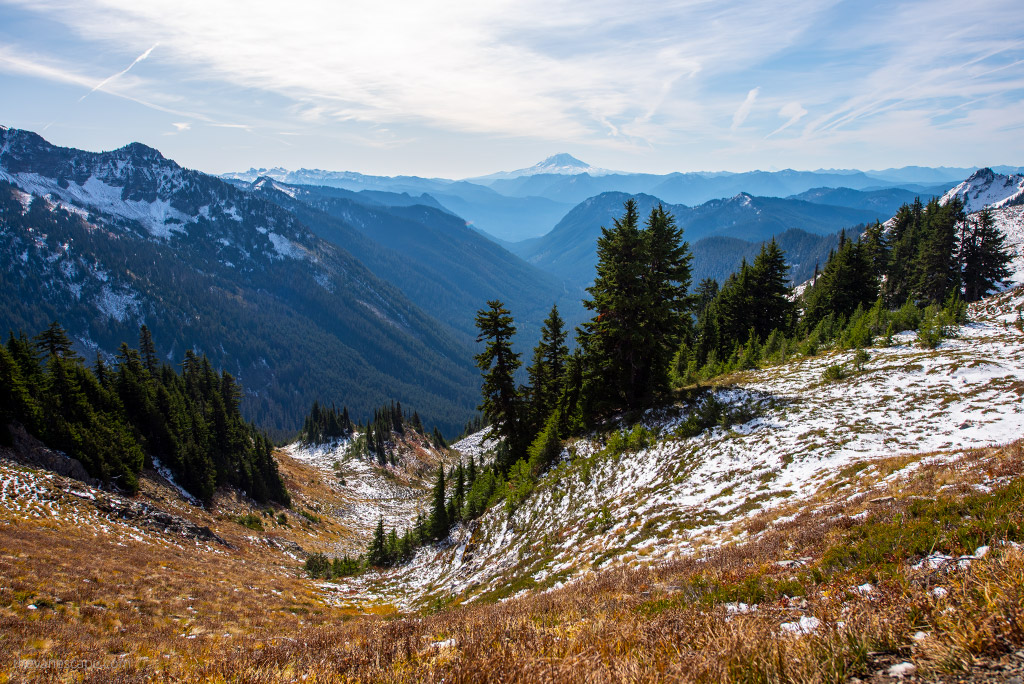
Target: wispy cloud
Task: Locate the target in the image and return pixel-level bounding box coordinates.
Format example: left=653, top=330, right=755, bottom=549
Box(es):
left=0, top=0, right=823, bottom=145
left=1, top=0, right=1022, bottom=172
left=731, top=87, right=760, bottom=130
left=767, top=102, right=808, bottom=137
left=78, top=43, right=156, bottom=102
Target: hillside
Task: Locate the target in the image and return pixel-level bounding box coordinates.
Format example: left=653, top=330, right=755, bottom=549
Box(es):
left=333, top=286, right=1024, bottom=609
left=2, top=283, right=1022, bottom=680
left=247, top=179, right=579, bottom=343
left=0, top=128, right=479, bottom=436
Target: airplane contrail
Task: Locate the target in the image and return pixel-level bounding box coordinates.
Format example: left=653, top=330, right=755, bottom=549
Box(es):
left=78, top=43, right=158, bottom=102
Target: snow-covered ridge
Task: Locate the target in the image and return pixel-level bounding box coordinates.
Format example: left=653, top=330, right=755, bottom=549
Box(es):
left=941, top=167, right=1024, bottom=213
left=0, top=169, right=191, bottom=238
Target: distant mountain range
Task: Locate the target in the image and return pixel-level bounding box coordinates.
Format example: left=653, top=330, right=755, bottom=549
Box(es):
left=5, top=125, right=1020, bottom=440
left=509, top=190, right=895, bottom=289
left=221, top=157, right=1002, bottom=242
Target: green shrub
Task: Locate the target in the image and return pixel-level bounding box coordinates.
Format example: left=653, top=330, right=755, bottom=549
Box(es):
left=504, top=459, right=535, bottom=515
left=235, top=513, right=264, bottom=531
left=822, top=364, right=847, bottom=382
left=304, top=552, right=330, bottom=579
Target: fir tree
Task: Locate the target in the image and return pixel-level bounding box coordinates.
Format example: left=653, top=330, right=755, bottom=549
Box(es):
left=367, top=517, right=388, bottom=566
left=527, top=410, right=562, bottom=476
left=914, top=197, right=963, bottom=306
left=960, top=208, right=1011, bottom=301
left=582, top=201, right=692, bottom=410
left=525, top=304, right=568, bottom=434
left=139, top=325, right=158, bottom=375
left=748, top=239, right=794, bottom=338
left=428, top=466, right=449, bottom=541
left=474, top=300, right=524, bottom=473
left=861, top=220, right=890, bottom=279
left=34, top=321, right=77, bottom=360
left=803, top=237, right=878, bottom=328
left=693, top=278, right=719, bottom=319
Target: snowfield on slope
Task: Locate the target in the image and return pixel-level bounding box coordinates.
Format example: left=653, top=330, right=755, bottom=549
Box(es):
left=335, top=287, right=1024, bottom=609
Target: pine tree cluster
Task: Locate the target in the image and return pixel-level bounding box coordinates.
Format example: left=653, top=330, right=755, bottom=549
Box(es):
left=299, top=400, right=353, bottom=444
left=467, top=196, right=1014, bottom=524
left=0, top=322, right=289, bottom=505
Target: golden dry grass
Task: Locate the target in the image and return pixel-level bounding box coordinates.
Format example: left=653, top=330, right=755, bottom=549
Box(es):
left=1, top=440, right=1023, bottom=682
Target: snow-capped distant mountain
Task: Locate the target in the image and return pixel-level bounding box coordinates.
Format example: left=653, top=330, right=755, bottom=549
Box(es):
left=941, top=168, right=1024, bottom=213
left=472, top=153, right=618, bottom=181
left=221, top=166, right=290, bottom=182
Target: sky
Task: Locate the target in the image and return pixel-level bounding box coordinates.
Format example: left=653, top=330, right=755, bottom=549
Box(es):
left=1, top=0, right=1023, bottom=178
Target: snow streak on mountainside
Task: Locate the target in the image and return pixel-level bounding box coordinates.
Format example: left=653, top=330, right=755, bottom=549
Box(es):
left=941, top=168, right=1024, bottom=213
left=990, top=205, right=1024, bottom=287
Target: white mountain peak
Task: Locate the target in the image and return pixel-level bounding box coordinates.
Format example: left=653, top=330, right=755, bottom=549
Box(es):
left=941, top=167, right=1024, bottom=213
left=472, top=153, right=618, bottom=181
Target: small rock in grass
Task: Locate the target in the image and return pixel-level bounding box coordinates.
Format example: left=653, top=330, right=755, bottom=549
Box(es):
left=887, top=661, right=916, bottom=678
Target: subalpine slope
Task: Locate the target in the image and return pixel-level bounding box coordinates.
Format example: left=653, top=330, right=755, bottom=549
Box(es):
left=338, top=287, right=1024, bottom=609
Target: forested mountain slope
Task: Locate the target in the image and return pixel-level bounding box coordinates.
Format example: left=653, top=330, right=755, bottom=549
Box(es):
left=247, top=179, right=580, bottom=343
left=0, top=127, right=479, bottom=437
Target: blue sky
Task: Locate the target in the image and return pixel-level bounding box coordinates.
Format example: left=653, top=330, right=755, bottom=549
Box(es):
left=1, top=0, right=1022, bottom=178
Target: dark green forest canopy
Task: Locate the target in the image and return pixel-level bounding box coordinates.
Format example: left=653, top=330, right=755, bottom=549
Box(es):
left=1, top=321, right=289, bottom=505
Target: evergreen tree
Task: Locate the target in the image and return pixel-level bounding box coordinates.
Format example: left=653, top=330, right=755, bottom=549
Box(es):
left=693, top=278, right=719, bottom=319
left=960, top=208, right=1011, bottom=301
left=474, top=300, right=524, bottom=473
left=695, top=261, right=753, bottom=366
left=525, top=304, right=568, bottom=434
left=34, top=321, right=77, bottom=360
left=803, top=237, right=878, bottom=328
left=640, top=204, right=694, bottom=398
left=0, top=344, right=37, bottom=445
left=428, top=466, right=449, bottom=541
left=139, top=325, right=158, bottom=375
left=581, top=201, right=693, bottom=410
left=453, top=460, right=465, bottom=519
left=527, top=410, right=562, bottom=476
left=884, top=200, right=924, bottom=306
left=367, top=517, right=388, bottom=566
left=861, top=220, right=890, bottom=279
left=748, top=239, right=794, bottom=338
left=914, top=197, right=963, bottom=306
